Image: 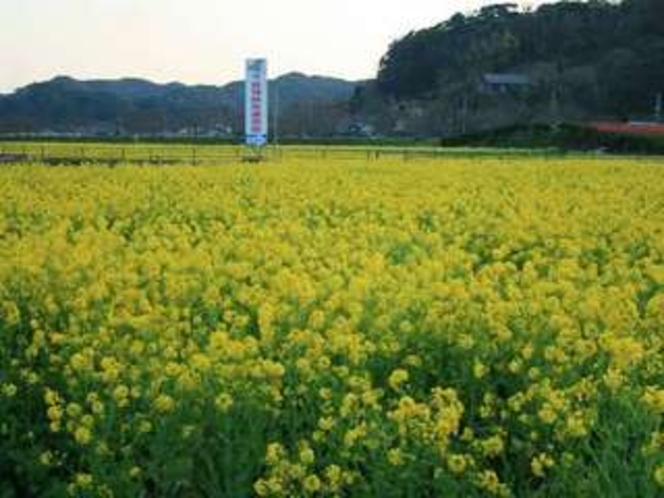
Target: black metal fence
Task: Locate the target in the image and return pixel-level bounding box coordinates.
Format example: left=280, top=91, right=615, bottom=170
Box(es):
left=0, top=142, right=575, bottom=167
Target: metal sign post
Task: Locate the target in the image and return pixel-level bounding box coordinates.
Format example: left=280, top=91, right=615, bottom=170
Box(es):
left=244, top=58, right=268, bottom=161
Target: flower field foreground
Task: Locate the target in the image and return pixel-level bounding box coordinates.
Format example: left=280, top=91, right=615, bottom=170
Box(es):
left=2, top=156, right=664, bottom=497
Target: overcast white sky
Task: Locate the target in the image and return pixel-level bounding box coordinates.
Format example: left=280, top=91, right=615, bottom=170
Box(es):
left=0, top=0, right=550, bottom=93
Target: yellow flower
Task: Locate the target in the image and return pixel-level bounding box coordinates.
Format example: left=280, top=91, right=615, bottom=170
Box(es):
left=254, top=477, right=284, bottom=496
left=66, top=403, right=82, bottom=418
left=113, top=385, right=130, bottom=407
left=74, top=426, right=92, bottom=445
left=74, top=473, right=93, bottom=488
left=2, top=301, right=20, bottom=326
left=473, top=361, right=487, bottom=379
left=642, top=387, right=664, bottom=414
left=388, top=368, right=409, bottom=390
left=564, top=412, right=589, bottom=438
left=299, top=444, right=315, bottom=466
left=138, top=420, right=153, bottom=434
left=318, top=417, right=335, bottom=432
left=388, top=448, right=405, bottom=466
left=154, top=394, right=175, bottom=413
left=324, top=465, right=343, bottom=490
left=654, top=465, right=664, bottom=488
left=538, top=404, right=557, bottom=425
left=477, top=469, right=506, bottom=496
left=531, top=453, right=555, bottom=478
left=44, top=389, right=61, bottom=406
left=343, top=424, right=367, bottom=449
left=254, top=479, right=270, bottom=497
left=47, top=405, right=63, bottom=422
left=481, top=435, right=505, bottom=457
left=265, top=442, right=285, bottom=466
left=39, top=451, right=54, bottom=466
left=603, top=368, right=624, bottom=391
left=642, top=431, right=664, bottom=457
left=215, top=393, right=234, bottom=413
left=302, top=474, right=321, bottom=494
left=1, top=383, right=17, bottom=397
left=308, top=309, right=326, bottom=330
left=447, top=454, right=467, bottom=474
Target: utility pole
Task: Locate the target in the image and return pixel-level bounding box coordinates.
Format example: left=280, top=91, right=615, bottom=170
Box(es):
left=656, top=92, right=662, bottom=123
left=550, top=88, right=560, bottom=127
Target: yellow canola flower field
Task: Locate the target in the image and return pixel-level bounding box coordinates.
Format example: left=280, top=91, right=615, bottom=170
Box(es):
left=2, top=155, right=664, bottom=497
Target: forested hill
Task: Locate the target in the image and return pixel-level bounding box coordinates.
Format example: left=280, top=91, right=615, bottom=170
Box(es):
left=361, top=0, right=664, bottom=135
left=0, top=73, right=357, bottom=136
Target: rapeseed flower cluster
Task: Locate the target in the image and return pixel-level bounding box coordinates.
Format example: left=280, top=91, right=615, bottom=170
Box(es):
left=1, top=154, right=663, bottom=496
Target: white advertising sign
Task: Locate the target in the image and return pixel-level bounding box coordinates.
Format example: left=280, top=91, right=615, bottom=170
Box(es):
left=245, top=59, right=268, bottom=147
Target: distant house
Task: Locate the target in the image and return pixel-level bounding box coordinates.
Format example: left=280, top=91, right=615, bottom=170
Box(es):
left=481, top=73, right=531, bottom=93
left=345, top=122, right=375, bottom=137
left=590, top=121, right=664, bottom=136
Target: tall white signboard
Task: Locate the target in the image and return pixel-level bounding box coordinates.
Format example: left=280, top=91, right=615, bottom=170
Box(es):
left=245, top=59, right=268, bottom=147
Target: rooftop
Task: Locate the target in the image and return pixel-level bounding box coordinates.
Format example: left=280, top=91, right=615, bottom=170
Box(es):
left=483, top=73, right=531, bottom=86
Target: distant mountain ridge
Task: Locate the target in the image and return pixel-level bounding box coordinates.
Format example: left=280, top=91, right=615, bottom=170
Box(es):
left=0, top=73, right=359, bottom=135
left=8, top=1, right=661, bottom=140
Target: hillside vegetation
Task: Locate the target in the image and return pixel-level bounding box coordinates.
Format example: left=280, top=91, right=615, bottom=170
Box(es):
left=355, top=0, right=664, bottom=135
